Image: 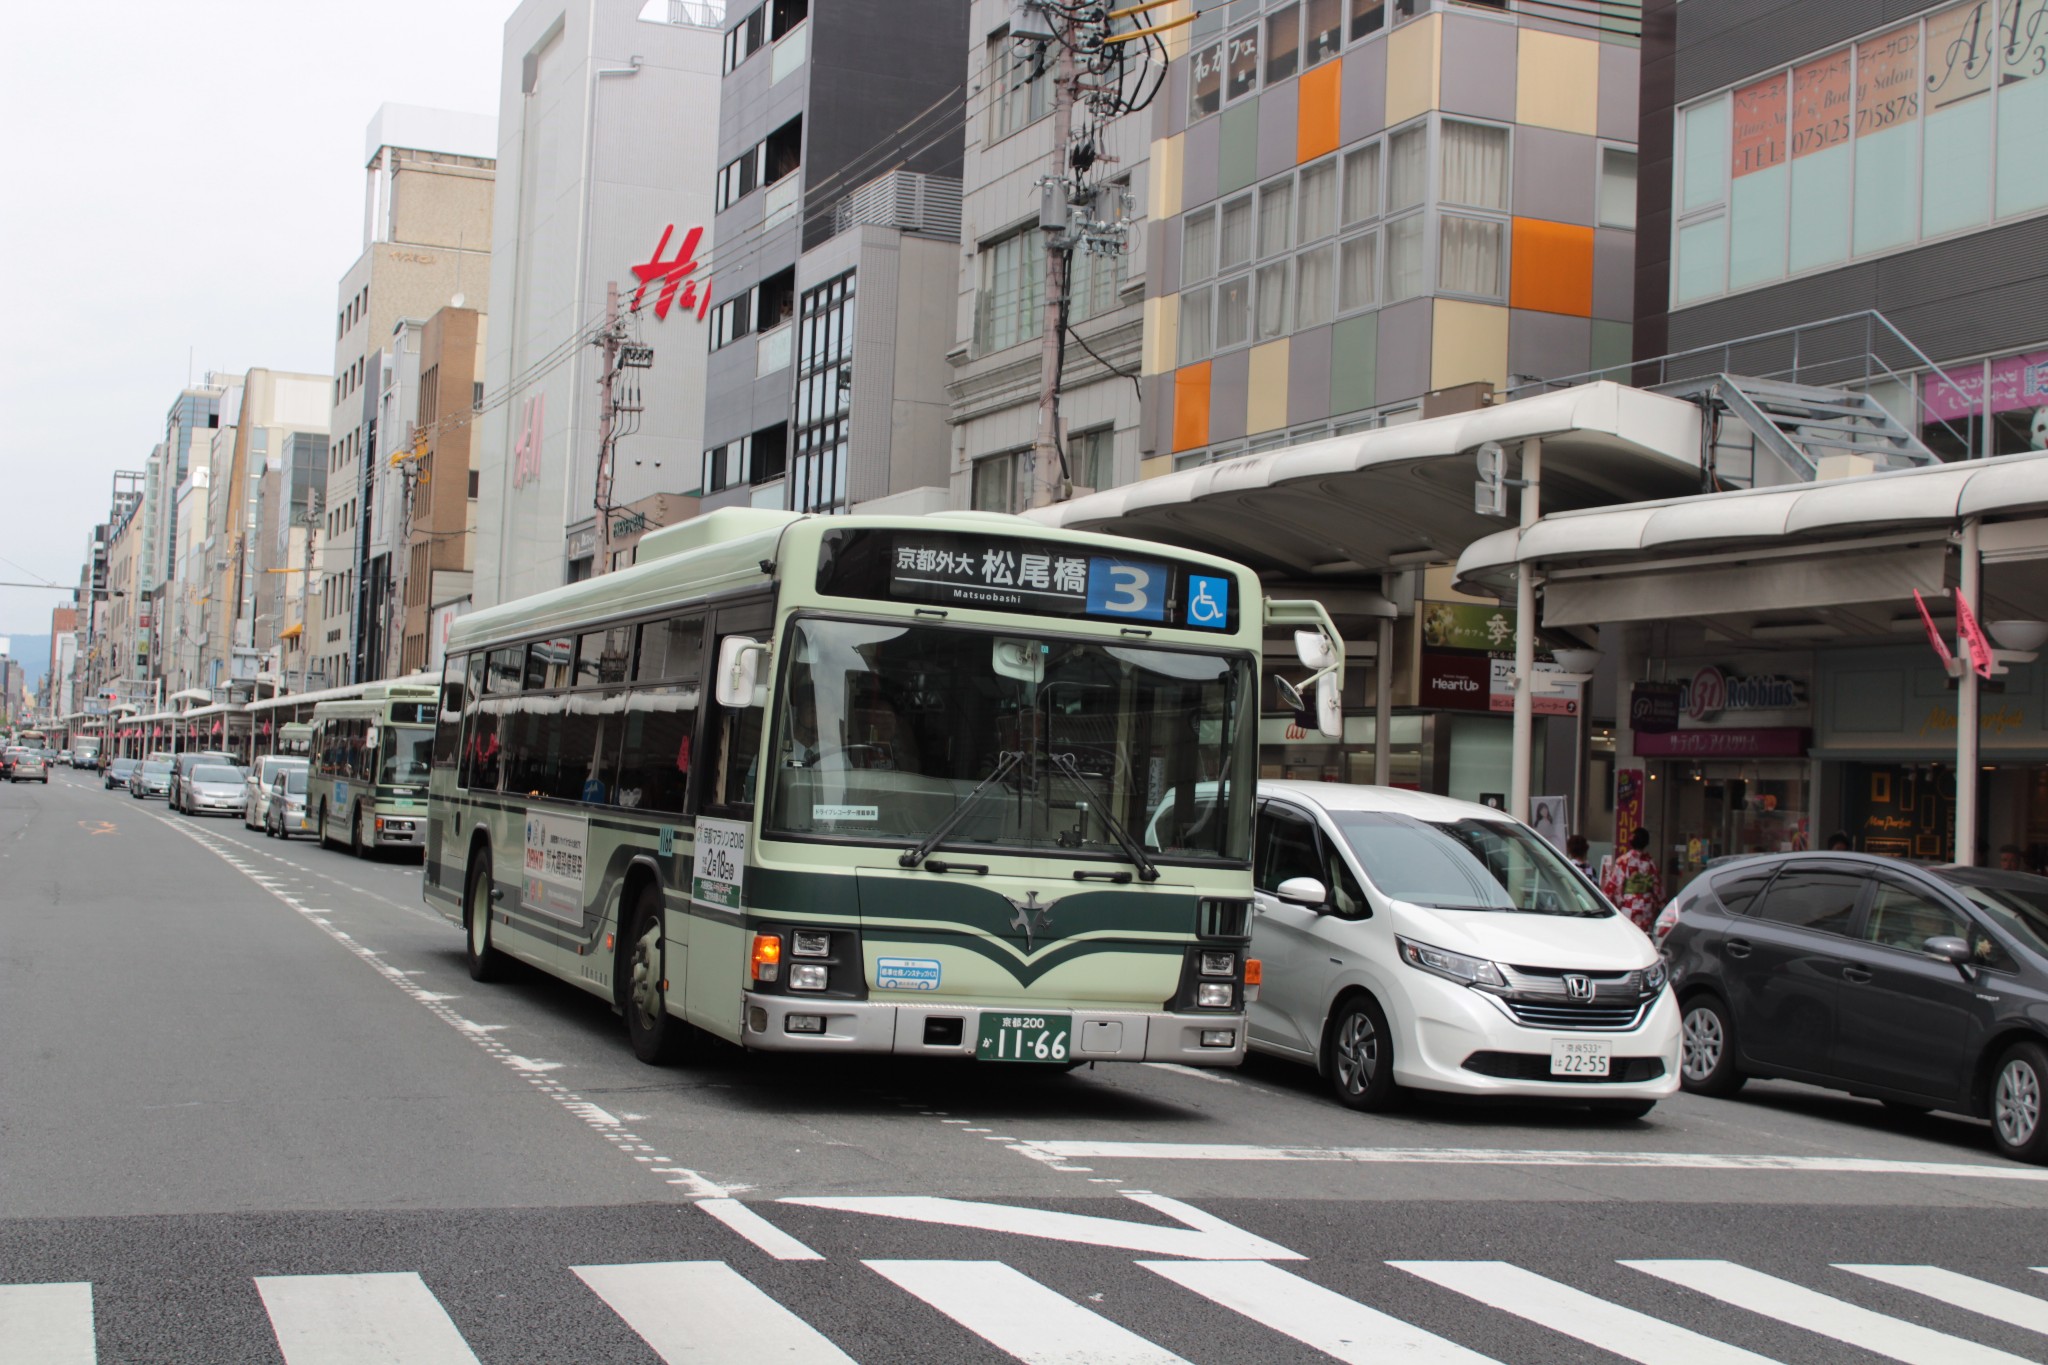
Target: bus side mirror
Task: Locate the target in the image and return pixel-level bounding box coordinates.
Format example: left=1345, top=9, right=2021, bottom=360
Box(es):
left=715, top=636, right=768, bottom=709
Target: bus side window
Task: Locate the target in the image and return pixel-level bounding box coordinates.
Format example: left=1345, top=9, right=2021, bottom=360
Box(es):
left=465, top=698, right=504, bottom=792
left=617, top=684, right=693, bottom=812
left=433, top=654, right=468, bottom=771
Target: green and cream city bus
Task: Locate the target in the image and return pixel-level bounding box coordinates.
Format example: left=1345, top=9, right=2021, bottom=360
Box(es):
left=311, top=675, right=439, bottom=857
left=423, top=508, right=1341, bottom=1066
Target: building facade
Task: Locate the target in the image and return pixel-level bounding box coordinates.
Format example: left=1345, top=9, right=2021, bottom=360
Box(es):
left=1142, top=0, right=1641, bottom=470
left=472, top=0, right=722, bottom=606
left=398, top=305, right=486, bottom=674
left=315, top=104, right=494, bottom=689
left=696, top=0, right=968, bottom=521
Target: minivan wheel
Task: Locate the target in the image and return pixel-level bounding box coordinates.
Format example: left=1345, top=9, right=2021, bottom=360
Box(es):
left=1991, top=1040, right=2048, bottom=1163
left=1326, top=995, right=1400, bottom=1111
left=1680, top=994, right=1746, bottom=1097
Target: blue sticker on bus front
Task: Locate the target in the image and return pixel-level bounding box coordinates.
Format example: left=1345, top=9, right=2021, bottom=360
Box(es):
left=1084, top=558, right=1168, bottom=621
left=876, top=957, right=943, bottom=990
left=1186, top=574, right=1231, bottom=629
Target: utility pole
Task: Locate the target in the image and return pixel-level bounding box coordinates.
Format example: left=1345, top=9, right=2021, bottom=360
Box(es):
left=1030, top=21, right=1078, bottom=509
left=594, top=282, right=621, bottom=576
left=297, top=494, right=321, bottom=696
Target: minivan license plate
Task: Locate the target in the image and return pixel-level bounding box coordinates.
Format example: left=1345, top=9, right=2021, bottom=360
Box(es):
left=1550, top=1038, right=1612, bottom=1076
left=977, top=1013, right=1071, bottom=1063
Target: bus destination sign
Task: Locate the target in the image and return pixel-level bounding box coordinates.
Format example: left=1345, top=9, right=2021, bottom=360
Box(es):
left=877, top=533, right=1232, bottom=631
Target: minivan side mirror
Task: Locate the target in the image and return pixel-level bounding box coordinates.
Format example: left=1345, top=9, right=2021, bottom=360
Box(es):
left=1276, top=876, right=1328, bottom=908
left=714, top=636, right=768, bottom=709
left=1922, top=935, right=1972, bottom=967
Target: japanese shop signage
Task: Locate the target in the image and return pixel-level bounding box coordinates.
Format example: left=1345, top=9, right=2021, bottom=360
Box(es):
left=1633, top=728, right=1812, bottom=759
left=819, top=530, right=1235, bottom=631
left=1681, top=665, right=1806, bottom=721
left=1630, top=681, right=1683, bottom=733
left=630, top=224, right=713, bottom=322
left=1419, top=601, right=1515, bottom=654
left=1922, top=347, right=2048, bottom=423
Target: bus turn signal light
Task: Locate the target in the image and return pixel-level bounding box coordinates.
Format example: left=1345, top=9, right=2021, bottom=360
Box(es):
left=1244, top=958, right=1262, bottom=985
left=752, top=933, right=782, bottom=982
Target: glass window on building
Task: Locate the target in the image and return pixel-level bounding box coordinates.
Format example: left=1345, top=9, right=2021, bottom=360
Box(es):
left=1440, top=120, right=1508, bottom=211
left=1266, top=5, right=1300, bottom=84
left=1305, top=0, right=1342, bottom=66
left=1258, top=177, right=1294, bottom=259
left=1182, top=208, right=1217, bottom=288
left=1341, top=142, right=1381, bottom=226
left=1070, top=427, right=1115, bottom=491
left=988, top=28, right=1049, bottom=143
left=1227, top=23, right=1260, bottom=101
left=790, top=272, right=854, bottom=515
left=1349, top=0, right=1385, bottom=43
left=972, top=450, right=1022, bottom=513
left=1298, top=159, right=1338, bottom=243
left=1439, top=215, right=1504, bottom=299
left=975, top=230, right=1045, bottom=354
left=1923, top=0, right=1994, bottom=239
left=1071, top=242, right=1124, bottom=321
left=1216, top=273, right=1254, bottom=349
left=1386, top=214, right=1426, bottom=302
left=1337, top=229, right=1378, bottom=313
left=1219, top=194, right=1255, bottom=272
left=1297, top=242, right=1336, bottom=328
left=1388, top=123, right=1427, bottom=213
left=1599, top=147, right=1637, bottom=229
left=1179, top=285, right=1215, bottom=364
left=1255, top=257, right=1292, bottom=340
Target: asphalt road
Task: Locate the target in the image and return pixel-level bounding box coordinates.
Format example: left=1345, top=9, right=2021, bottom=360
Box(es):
left=6, top=768, right=2048, bottom=1364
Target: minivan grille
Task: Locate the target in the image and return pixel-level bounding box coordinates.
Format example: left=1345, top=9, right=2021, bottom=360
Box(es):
left=1501, top=1000, right=1650, bottom=1030
left=1490, top=964, right=1657, bottom=1031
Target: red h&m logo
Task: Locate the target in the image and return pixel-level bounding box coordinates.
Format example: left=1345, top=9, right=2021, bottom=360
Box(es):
left=631, top=224, right=712, bottom=322
left=512, top=394, right=545, bottom=490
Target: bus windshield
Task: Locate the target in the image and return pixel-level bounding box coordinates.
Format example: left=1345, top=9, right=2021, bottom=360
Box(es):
left=380, top=726, right=434, bottom=785
left=764, top=617, right=1254, bottom=864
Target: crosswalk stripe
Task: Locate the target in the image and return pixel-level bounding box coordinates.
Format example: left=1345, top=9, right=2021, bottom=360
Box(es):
left=866, top=1260, right=1190, bottom=1365
left=1624, top=1259, right=2038, bottom=1365
left=1838, top=1265, right=2048, bottom=1336
left=1391, top=1260, right=1779, bottom=1364
left=1141, top=1259, right=1500, bottom=1364
left=254, top=1273, right=481, bottom=1365
left=0, top=1283, right=95, bottom=1365
left=573, top=1261, right=854, bottom=1364
left=699, top=1198, right=825, bottom=1260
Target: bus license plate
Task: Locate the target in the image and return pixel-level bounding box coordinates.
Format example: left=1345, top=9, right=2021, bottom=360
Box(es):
left=977, top=1013, right=1071, bottom=1063
left=1550, top=1038, right=1611, bottom=1076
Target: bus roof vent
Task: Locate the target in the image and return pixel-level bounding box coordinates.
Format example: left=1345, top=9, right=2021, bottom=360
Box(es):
left=635, top=507, right=804, bottom=562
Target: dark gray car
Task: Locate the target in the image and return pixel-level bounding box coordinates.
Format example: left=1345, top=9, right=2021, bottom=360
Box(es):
left=1664, top=852, right=2048, bottom=1163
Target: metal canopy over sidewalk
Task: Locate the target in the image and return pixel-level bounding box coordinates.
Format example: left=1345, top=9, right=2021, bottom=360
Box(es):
left=1024, top=383, right=1704, bottom=579
left=1456, top=451, right=2048, bottom=644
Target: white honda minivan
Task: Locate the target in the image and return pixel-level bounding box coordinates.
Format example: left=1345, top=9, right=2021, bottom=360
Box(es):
left=1247, top=781, right=1680, bottom=1116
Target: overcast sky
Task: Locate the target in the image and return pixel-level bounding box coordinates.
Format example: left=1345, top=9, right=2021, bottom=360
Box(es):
left=0, top=0, right=513, bottom=635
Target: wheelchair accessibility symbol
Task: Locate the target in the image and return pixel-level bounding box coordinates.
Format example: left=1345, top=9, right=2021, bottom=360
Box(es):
left=1186, top=574, right=1230, bottom=629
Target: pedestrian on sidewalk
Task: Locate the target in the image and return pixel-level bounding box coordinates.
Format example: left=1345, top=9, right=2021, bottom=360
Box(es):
left=1602, top=827, right=1663, bottom=933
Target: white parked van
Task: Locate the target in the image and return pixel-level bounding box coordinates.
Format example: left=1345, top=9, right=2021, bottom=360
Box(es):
left=1248, top=782, right=1680, bottom=1117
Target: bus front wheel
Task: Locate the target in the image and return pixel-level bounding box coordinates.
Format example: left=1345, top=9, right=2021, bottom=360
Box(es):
left=465, top=859, right=504, bottom=982
left=624, top=883, right=689, bottom=1066
left=350, top=805, right=367, bottom=859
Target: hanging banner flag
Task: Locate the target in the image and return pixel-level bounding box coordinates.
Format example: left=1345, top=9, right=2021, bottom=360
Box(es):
left=1913, top=589, right=1955, bottom=670
left=1954, top=587, right=1996, bottom=679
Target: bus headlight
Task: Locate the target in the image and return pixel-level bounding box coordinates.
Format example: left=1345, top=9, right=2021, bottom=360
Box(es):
left=789, top=963, right=829, bottom=992
left=792, top=930, right=831, bottom=957
left=1199, top=950, right=1237, bottom=977
left=1196, top=982, right=1234, bottom=1009
left=751, top=933, right=782, bottom=982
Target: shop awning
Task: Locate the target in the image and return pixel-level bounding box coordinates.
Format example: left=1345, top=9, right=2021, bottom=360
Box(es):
left=278, top=623, right=303, bottom=641
left=1024, top=382, right=1704, bottom=583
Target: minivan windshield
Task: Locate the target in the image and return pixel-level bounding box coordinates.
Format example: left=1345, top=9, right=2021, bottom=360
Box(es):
left=1330, top=811, right=1612, bottom=916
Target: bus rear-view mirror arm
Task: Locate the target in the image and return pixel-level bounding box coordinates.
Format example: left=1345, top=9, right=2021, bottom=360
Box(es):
left=715, top=636, right=770, bottom=709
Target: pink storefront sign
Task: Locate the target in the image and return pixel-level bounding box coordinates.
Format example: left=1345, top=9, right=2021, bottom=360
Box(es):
left=1921, top=349, right=2048, bottom=423
left=1633, top=727, right=1811, bottom=758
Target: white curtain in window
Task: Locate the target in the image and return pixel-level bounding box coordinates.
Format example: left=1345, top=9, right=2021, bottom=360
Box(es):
left=1215, top=274, right=1252, bottom=348
left=1441, top=120, right=1508, bottom=210
left=1439, top=214, right=1503, bottom=297
left=1337, top=231, right=1377, bottom=312
left=1178, top=286, right=1214, bottom=364
left=1386, top=216, right=1425, bottom=301
left=1342, top=143, right=1380, bottom=225
left=1296, top=244, right=1335, bottom=328
left=1258, top=180, right=1294, bottom=259
left=1298, top=161, right=1337, bottom=243
left=1255, top=260, right=1290, bottom=340
left=1388, top=125, right=1428, bottom=213
left=1182, top=210, right=1217, bottom=286
left=1219, top=195, right=1255, bottom=270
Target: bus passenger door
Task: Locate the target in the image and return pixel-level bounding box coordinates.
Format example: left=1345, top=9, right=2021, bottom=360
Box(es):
left=684, top=604, right=771, bottom=1042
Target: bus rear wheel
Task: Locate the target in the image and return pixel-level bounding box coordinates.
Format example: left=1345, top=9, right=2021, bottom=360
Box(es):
left=624, top=883, right=690, bottom=1066
left=465, top=858, right=504, bottom=982
left=350, top=805, right=367, bottom=859
left=317, top=802, right=335, bottom=849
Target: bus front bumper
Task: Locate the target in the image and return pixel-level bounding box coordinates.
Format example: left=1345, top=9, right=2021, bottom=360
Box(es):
left=370, top=815, right=424, bottom=847
left=742, top=994, right=1247, bottom=1066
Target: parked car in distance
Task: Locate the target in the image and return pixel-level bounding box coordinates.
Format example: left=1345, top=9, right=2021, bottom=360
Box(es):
left=244, top=755, right=309, bottom=831
left=1665, top=853, right=2048, bottom=1162
left=182, top=763, right=249, bottom=817
left=168, top=751, right=235, bottom=813
left=104, top=758, right=141, bottom=790
left=9, top=749, right=50, bottom=783
left=1239, top=782, right=1676, bottom=1117
left=131, top=759, right=174, bottom=800
left=266, top=768, right=311, bottom=839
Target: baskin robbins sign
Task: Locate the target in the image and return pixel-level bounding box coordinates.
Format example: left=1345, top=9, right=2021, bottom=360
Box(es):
left=1677, top=665, right=1804, bottom=722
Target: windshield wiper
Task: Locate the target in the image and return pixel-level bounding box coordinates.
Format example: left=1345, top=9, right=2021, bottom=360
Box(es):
left=1045, top=751, right=1160, bottom=883
left=900, top=749, right=1025, bottom=868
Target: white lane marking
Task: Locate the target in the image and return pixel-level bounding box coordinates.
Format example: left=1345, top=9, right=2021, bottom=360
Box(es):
left=1624, top=1259, right=2036, bottom=1365
left=574, top=1262, right=853, bottom=1364
left=1141, top=1062, right=1239, bottom=1085
left=0, top=1282, right=95, bottom=1365
left=255, top=1272, right=481, bottom=1365
left=699, top=1199, right=825, bottom=1260
left=1142, top=1260, right=1499, bottom=1364
left=867, top=1260, right=1189, bottom=1365
left=1393, top=1261, right=1777, bottom=1365
left=1009, top=1141, right=2048, bottom=1182
left=1839, top=1265, right=2048, bottom=1336
left=779, top=1191, right=1300, bottom=1260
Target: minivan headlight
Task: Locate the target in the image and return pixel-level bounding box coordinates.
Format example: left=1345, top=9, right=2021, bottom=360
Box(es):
left=1396, top=936, right=1507, bottom=989
left=1642, top=961, right=1668, bottom=994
